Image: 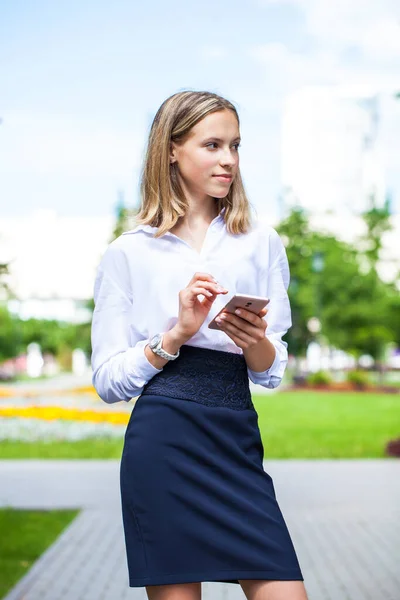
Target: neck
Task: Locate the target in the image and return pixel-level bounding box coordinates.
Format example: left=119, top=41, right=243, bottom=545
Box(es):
left=181, top=199, right=220, bottom=228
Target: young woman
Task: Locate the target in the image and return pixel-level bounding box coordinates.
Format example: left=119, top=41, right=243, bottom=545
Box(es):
left=91, top=90, right=308, bottom=600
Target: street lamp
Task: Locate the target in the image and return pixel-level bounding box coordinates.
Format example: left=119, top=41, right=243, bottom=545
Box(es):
left=312, top=252, right=324, bottom=274
left=311, top=251, right=325, bottom=340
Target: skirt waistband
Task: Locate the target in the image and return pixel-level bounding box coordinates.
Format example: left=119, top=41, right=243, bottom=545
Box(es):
left=141, top=344, right=253, bottom=411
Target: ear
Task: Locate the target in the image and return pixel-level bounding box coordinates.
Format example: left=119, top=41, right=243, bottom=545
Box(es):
left=170, top=141, right=178, bottom=164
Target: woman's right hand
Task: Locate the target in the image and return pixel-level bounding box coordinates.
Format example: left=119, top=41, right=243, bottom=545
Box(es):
left=173, top=272, right=228, bottom=342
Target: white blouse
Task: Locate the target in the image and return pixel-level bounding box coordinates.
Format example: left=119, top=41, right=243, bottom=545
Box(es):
left=91, top=206, right=292, bottom=404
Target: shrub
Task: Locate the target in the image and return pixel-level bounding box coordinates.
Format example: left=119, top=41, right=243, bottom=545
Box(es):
left=385, top=438, right=400, bottom=457
left=346, top=370, right=371, bottom=389
left=306, top=371, right=333, bottom=386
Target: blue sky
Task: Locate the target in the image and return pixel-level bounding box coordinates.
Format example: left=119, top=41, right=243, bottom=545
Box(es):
left=1, top=0, right=399, bottom=219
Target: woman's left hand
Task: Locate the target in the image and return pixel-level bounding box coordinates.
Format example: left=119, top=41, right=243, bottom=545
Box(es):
left=215, top=306, right=268, bottom=350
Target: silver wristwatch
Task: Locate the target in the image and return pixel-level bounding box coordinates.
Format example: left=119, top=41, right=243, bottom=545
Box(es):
left=148, top=333, right=180, bottom=361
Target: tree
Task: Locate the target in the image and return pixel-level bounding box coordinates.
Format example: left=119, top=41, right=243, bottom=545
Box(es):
left=359, top=193, right=393, bottom=270
left=0, top=306, right=20, bottom=361
left=319, top=240, right=393, bottom=363
left=0, top=261, right=15, bottom=302
left=276, top=206, right=396, bottom=364
left=276, top=207, right=316, bottom=357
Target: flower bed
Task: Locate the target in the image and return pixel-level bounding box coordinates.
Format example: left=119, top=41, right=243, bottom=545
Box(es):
left=0, top=406, right=130, bottom=424
left=0, top=405, right=130, bottom=442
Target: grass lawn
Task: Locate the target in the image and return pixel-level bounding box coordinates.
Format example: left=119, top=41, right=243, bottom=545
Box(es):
left=0, top=437, right=124, bottom=459
left=0, top=391, right=398, bottom=459
left=0, top=507, right=79, bottom=599
left=254, top=390, right=399, bottom=458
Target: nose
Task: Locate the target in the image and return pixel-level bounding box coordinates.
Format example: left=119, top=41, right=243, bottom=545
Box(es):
left=220, top=147, right=237, bottom=168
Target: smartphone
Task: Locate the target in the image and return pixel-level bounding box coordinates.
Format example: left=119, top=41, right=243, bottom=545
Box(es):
left=208, top=293, right=270, bottom=330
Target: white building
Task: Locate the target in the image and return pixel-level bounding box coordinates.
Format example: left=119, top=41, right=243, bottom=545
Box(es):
left=281, top=84, right=400, bottom=216
left=280, top=84, right=400, bottom=286
left=0, top=209, right=115, bottom=323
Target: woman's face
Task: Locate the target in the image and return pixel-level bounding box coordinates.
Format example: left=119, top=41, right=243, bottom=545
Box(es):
left=170, top=109, right=240, bottom=201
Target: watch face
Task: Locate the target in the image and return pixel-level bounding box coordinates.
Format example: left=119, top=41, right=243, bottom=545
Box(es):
left=150, top=334, right=161, bottom=349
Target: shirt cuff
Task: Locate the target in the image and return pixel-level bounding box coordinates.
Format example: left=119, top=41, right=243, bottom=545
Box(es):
left=126, top=339, right=164, bottom=383
left=246, top=342, right=283, bottom=388
left=96, top=339, right=164, bottom=404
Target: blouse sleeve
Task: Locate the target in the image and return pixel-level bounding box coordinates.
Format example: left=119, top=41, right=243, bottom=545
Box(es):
left=247, top=229, right=292, bottom=389
left=90, top=242, right=163, bottom=404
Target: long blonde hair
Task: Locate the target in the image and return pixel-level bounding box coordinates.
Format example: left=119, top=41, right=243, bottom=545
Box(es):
left=135, top=90, right=256, bottom=238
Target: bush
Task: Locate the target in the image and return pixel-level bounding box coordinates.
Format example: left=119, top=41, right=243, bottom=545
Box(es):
left=385, top=438, right=400, bottom=457
left=346, top=370, right=371, bottom=389
left=292, top=374, right=307, bottom=387
left=306, top=371, right=333, bottom=386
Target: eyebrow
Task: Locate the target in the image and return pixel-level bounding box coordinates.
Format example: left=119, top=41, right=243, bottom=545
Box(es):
left=203, top=136, right=241, bottom=143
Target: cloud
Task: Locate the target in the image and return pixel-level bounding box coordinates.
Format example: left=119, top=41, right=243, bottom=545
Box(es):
left=247, top=1, right=400, bottom=102
left=257, top=0, right=400, bottom=60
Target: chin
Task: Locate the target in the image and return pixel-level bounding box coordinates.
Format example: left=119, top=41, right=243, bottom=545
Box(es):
left=210, top=187, right=231, bottom=198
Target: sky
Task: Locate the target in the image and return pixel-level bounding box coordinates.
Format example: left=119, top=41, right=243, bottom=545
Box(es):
left=1, top=0, right=399, bottom=219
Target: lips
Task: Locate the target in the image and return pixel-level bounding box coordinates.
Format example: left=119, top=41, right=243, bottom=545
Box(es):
left=213, top=174, right=232, bottom=180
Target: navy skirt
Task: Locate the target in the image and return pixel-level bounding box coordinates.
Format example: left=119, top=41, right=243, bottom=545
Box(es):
left=120, top=345, right=303, bottom=587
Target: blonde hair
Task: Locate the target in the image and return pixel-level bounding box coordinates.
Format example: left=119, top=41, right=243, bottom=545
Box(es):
left=135, top=90, right=256, bottom=238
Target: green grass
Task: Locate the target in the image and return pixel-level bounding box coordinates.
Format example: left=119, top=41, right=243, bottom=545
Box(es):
left=254, top=390, right=400, bottom=458
left=0, top=507, right=79, bottom=599
left=0, top=437, right=124, bottom=459
left=0, top=391, right=398, bottom=459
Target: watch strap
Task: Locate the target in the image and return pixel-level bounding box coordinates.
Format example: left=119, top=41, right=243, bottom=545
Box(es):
left=154, top=334, right=180, bottom=360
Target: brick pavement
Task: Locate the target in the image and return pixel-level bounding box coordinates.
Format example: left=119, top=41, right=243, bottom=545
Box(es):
left=1, top=460, right=399, bottom=599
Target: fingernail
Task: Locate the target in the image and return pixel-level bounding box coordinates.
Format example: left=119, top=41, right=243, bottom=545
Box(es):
left=235, top=309, right=241, bottom=315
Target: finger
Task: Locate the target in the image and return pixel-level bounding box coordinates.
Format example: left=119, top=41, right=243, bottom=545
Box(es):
left=218, top=319, right=254, bottom=346
left=202, top=281, right=229, bottom=295
left=188, top=275, right=228, bottom=295
left=232, top=308, right=260, bottom=324
left=189, top=286, right=215, bottom=299
left=190, top=273, right=230, bottom=296
left=189, top=272, right=218, bottom=286
left=220, top=312, right=267, bottom=340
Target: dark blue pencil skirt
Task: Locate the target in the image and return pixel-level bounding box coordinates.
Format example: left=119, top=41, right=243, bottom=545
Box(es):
left=120, top=344, right=303, bottom=587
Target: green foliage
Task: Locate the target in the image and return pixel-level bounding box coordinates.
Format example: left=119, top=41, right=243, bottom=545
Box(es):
left=306, top=370, right=333, bottom=386
left=346, top=370, right=371, bottom=388
left=0, top=261, right=15, bottom=301
left=0, top=305, right=21, bottom=361
left=360, top=195, right=392, bottom=269
left=321, top=251, right=393, bottom=360
left=385, top=280, right=400, bottom=346
left=276, top=205, right=398, bottom=361
left=21, top=318, right=67, bottom=355
left=276, top=207, right=315, bottom=356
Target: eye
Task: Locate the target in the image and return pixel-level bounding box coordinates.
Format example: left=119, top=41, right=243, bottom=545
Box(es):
left=205, top=142, right=241, bottom=150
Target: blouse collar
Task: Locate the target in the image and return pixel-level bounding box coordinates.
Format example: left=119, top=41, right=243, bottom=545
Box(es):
left=128, top=206, right=226, bottom=235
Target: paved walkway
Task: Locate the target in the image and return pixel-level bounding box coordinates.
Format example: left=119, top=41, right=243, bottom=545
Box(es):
left=1, top=459, right=399, bottom=600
